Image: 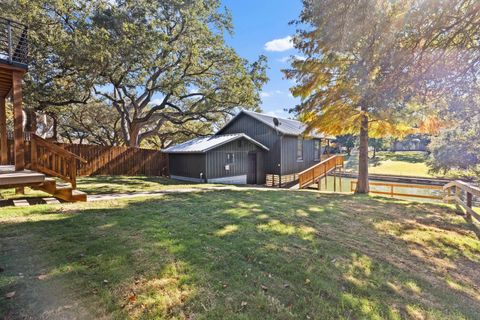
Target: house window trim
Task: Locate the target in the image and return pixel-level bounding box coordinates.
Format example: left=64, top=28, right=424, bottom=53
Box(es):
left=226, top=152, right=235, bottom=164
left=297, top=137, right=304, bottom=162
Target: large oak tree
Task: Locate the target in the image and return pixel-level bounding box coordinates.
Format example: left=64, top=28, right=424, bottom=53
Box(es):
left=89, top=0, right=268, bottom=146
left=2, top=0, right=268, bottom=146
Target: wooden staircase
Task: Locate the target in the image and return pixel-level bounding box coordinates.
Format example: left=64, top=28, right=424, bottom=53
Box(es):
left=31, top=178, right=87, bottom=202
left=297, top=155, right=345, bottom=190
left=28, top=134, right=88, bottom=202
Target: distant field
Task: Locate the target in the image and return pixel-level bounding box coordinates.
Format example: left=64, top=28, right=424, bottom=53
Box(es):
left=345, top=151, right=434, bottom=177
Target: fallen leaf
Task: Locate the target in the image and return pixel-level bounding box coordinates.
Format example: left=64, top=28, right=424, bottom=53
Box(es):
left=260, top=284, right=268, bottom=291
left=103, top=279, right=109, bottom=284
left=305, top=279, right=311, bottom=284
left=38, top=274, right=48, bottom=280
left=241, top=301, right=248, bottom=307
left=283, top=283, right=290, bottom=288
left=5, top=291, right=15, bottom=299
left=128, top=294, right=136, bottom=303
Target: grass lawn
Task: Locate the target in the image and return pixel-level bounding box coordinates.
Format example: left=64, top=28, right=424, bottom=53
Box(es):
left=345, top=151, right=434, bottom=178
left=0, top=176, right=221, bottom=200
left=75, top=176, right=221, bottom=194
left=1, top=190, right=480, bottom=319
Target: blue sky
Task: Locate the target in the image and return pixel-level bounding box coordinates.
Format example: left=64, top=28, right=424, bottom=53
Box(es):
left=221, top=0, right=303, bottom=118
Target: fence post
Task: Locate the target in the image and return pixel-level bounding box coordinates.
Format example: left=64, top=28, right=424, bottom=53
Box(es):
left=466, top=192, right=473, bottom=218
left=390, top=185, right=394, bottom=197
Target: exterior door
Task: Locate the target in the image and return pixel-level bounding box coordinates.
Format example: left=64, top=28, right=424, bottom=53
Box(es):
left=247, top=152, right=257, bottom=184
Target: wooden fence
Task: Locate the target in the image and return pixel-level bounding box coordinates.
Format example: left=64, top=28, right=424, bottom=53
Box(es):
left=443, top=180, right=480, bottom=221
left=6, top=140, right=168, bottom=176
left=350, top=180, right=444, bottom=200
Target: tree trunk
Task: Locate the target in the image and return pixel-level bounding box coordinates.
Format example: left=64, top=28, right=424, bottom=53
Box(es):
left=25, top=108, right=37, bottom=134
left=129, top=126, right=140, bottom=147
left=356, top=110, right=369, bottom=194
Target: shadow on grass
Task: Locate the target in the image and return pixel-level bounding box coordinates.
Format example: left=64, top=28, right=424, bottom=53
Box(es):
left=1, top=190, right=479, bottom=319
left=76, top=175, right=201, bottom=194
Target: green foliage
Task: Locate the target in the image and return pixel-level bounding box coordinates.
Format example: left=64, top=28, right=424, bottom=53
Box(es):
left=1, top=0, right=268, bottom=146
left=427, top=118, right=480, bottom=177
left=335, top=134, right=356, bottom=155
left=369, top=138, right=388, bottom=158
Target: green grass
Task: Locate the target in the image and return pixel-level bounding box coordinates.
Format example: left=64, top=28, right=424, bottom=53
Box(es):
left=1, top=190, right=480, bottom=319
left=0, top=176, right=221, bottom=200
left=346, top=151, right=434, bottom=177
left=75, top=175, right=221, bottom=194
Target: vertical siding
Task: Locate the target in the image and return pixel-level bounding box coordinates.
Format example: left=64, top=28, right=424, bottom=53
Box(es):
left=169, top=153, right=206, bottom=179
left=281, top=136, right=322, bottom=175
left=206, top=138, right=264, bottom=179
left=218, top=113, right=281, bottom=174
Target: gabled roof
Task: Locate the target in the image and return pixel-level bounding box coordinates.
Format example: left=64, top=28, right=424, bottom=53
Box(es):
left=217, top=109, right=333, bottom=139
left=162, top=133, right=269, bottom=154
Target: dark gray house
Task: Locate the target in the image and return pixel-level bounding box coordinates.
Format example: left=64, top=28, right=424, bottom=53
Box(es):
left=163, top=110, right=332, bottom=185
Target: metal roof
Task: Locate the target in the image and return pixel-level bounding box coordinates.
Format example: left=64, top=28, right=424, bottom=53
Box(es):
left=218, top=109, right=334, bottom=139
left=162, top=133, right=269, bottom=153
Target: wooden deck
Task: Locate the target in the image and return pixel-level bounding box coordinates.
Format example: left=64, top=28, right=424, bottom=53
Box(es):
left=0, top=165, right=87, bottom=202
left=0, top=165, right=45, bottom=187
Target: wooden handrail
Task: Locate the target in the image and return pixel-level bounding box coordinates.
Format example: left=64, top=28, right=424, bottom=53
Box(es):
left=443, top=180, right=480, bottom=221
left=31, top=134, right=87, bottom=163
left=30, top=134, right=87, bottom=188
left=298, top=155, right=344, bottom=189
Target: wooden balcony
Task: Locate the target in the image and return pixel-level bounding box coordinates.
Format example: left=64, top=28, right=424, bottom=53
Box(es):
left=0, top=18, right=28, bottom=69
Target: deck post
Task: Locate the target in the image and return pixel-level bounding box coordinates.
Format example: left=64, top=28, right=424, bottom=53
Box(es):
left=466, top=192, right=473, bottom=218
left=0, top=95, right=7, bottom=165
left=333, top=168, right=336, bottom=192
left=324, top=164, right=327, bottom=189
left=12, top=71, right=25, bottom=194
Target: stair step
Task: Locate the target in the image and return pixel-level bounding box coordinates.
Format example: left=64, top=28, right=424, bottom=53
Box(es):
left=71, top=190, right=87, bottom=202
left=32, top=177, right=86, bottom=202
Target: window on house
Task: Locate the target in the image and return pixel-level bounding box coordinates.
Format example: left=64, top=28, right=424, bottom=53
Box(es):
left=314, top=140, right=321, bottom=161
left=297, top=137, right=303, bottom=161
left=226, top=153, right=235, bottom=164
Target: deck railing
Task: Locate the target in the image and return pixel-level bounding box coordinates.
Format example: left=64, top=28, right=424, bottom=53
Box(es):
left=298, top=155, right=344, bottom=189
left=0, top=17, right=28, bottom=67
left=443, top=180, right=480, bottom=221
left=30, top=134, right=87, bottom=188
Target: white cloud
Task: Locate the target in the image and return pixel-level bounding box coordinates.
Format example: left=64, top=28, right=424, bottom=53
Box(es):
left=265, top=110, right=284, bottom=117
left=260, top=90, right=287, bottom=99
left=264, top=36, right=294, bottom=52
left=260, top=92, right=271, bottom=98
